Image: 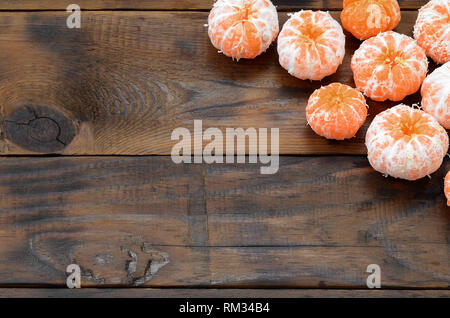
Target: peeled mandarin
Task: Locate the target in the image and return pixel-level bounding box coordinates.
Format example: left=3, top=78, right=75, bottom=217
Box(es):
left=413, top=0, right=450, bottom=64
left=341, top=0, right=401, bottom=40
left=445, top=171, right=450, bottom=205
left=208, top=0, right=279, bottom=60
left=421, top=61, right=450, bottom=129
left=351, top=31, right=428, bottom=102
left=277, top=10, right=345, bottom=81
left=366, top=104, right=449, bottom=181
left=306, top=83, right=368, bottom=140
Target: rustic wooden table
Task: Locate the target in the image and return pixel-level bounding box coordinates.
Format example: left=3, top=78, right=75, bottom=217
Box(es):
left=0, top=0, right=448, bottom=298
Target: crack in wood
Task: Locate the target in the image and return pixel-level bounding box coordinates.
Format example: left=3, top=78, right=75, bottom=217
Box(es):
left=125, top=245, right=170, bottom=286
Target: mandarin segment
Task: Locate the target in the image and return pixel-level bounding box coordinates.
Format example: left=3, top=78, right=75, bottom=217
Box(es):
left=421, top=62, right=450, bottom=129
left=208, top=0, right=279, bottom=60
left=414, top=0, right=450, bottom=64
left=366, top=104, right=449, bottom=181
left=351, top=31, right=428, bottom=102
left=306, top=83, right=368, bottom=140
left=341, top=0, right=401, bottom=40
left=277, top=10, right=345, bottom=81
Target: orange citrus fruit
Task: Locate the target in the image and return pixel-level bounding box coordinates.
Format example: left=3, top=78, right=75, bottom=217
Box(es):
left=421, top=61, right=450, bottom=129
left=366, top=104, right=449, bottom=181
left=306, top=83, right=368, bottom=140
left=445, top=171, right=450, bottom=206
left=413, top=0, right=450, bottom=64
left=208, top=0, right=279, bottom=60
left=351, top=31, right=428, bottom=102
left=341, top=0, right=401, bottom=40
left=277, top=10, right=346, bottom=80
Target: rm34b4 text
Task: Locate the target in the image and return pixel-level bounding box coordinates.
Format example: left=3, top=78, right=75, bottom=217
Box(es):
left=223, top=303, right=270, bottom=313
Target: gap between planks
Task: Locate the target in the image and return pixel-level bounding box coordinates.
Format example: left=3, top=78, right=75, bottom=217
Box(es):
left=0, top=288, right=448, bottom=299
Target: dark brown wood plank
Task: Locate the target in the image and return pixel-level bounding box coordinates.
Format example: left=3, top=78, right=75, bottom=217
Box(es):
left=0, top=0, right=428, bottom=10
left=0, top=156, right=448, bottom=288
left=0, top=288, right=448, bottom=298
left=0, top=11, right=428, bottom=155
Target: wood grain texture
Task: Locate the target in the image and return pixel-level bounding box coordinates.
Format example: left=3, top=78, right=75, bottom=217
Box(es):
left=0, top=11, right=431, bottom=155
left=0, top=156, right=448, bottom=288
left=0, top=0, right=428, bottom=10
left=0, top=288, right=448, bottom=298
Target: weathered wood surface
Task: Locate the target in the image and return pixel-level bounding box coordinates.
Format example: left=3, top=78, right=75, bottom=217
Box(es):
left=0, top=0, right=447, bottom=297
left=0, top=288, right=448, bottom=298
left=0, top=156, right=448, bottom=288
left=0, top=11, right=429, bottom=155
left=0, top=1, right=429, bottom=11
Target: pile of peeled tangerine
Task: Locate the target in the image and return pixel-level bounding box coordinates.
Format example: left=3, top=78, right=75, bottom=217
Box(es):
left=206, top=0, right=450, bottom=204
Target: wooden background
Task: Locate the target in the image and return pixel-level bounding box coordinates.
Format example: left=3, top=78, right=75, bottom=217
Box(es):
left=0, top=0, right=448, bottom=298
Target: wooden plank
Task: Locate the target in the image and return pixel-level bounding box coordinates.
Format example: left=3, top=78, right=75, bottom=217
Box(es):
left=0, top=288, right=448, bottom=298
left=0, top=11, right=428, bottom=155
left=0, top=156, right=448, bottom=288
left=0, top=1, right=428, bottom=11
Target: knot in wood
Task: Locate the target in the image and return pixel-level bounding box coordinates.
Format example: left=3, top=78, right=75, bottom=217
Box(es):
left=3, top=105, right=76, bottom=153
left=29, top=117, right=60, bottom=143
